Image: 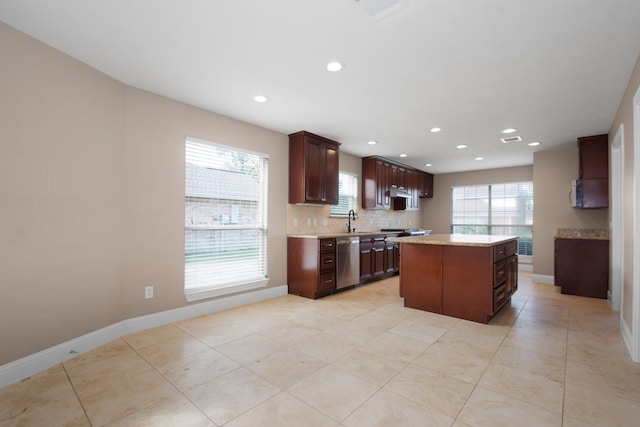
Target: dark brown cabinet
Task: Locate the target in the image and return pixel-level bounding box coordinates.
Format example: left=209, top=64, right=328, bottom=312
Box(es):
left=574, top=134, right=608, bottom=208
left=359, top=235, right=387, bottom=283
left=287, top=237, right=336, bottom=299
left=289, top=131, right=340, bottom=205
left=554, top=237, right=609, bottom=298
left=362, top=156, right=433, bottom=210
left=418, top=171, right=434, bottom=198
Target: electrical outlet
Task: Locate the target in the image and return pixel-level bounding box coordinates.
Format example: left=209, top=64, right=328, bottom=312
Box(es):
left=145, top=285, right=154, bottom=299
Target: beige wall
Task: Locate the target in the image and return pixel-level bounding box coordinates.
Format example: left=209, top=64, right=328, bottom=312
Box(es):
left=610, top=53, right=640, bottom=334
left=421, top=165, right=533, bottom=234
left=532, top=148, right=608, bottom=276
left=287, top=152, right=423, bottom=234
left=0, top=22, right=288, bottom=365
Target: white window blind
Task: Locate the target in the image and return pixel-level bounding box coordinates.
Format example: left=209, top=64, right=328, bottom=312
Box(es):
left=330, top=172, right=358, bottom=216
left=451, top=182, right=533, bottom=255
left=184, top=137, right=269, bottom=301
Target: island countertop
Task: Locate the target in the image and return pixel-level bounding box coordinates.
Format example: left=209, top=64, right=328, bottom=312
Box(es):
left=386, top=233, right=517, bottom=247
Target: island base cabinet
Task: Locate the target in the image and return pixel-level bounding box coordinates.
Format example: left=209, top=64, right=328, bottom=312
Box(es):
left=399, top=244, right=443, bottom=313
left=442, top=246, right=494, bottom=324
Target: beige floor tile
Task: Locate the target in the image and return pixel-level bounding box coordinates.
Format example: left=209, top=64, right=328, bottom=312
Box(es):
left=364, top=331, right=429, bottom=363
left=287, top=365, right=378, bottom=422
left=435, top=327, right=504, bottom=359
left=331, top=346, right=408, bottom=386
left=564, top=382, right=640, bottom=426
left=123, top=324, right=190, bottom=349
left=453, top=318, right=510, bottom=340
left=567, top=341, right=637, bottom=372
left=224, top=392, right=337, bottom=427
left=492, top=345, right=565, bottom=383
left=350, top=309, right=404, bottom=331
left=257, top=320, right=321, bottom=345
left=325, top=319, right=385, bottom=344
left=389, top=319, right=450, bottom=344
left=185, top=367, right=280, bottom=426
left=136, top=334, right=210, bottom=368
left=0, top=364, right=89, bottom=427
left=246, top=347, right=326, bottom=388
left=455, top=387, right=562, bottom=427
left=411, top=343, right=492, bottom=384
left=104, top=394, right=214, bottom=426
left=561, top=415, right=595, bottom=427
left=71, top=363, right=180, bottom=426
left=63, top=338, right=134, bottom=370
left=510, top=317, right=568, bottom=340
left=502, top=329, right=567, bottom=358
left=214, top=333, right=285, bottom=364
left=157, top=348, right=240, bottom=392
left=478, top=362, right=564, bottom=413
left=177, top=319, right=255, bottom=347
left=343, top=389, right=453, bottom=427
left=565, top=358, right=640, bottom=402
left=296, top=331, right=359, bottom=363
left=384, top=363, right=475, bottom=418
left=568, top=328, right=629, bottom=356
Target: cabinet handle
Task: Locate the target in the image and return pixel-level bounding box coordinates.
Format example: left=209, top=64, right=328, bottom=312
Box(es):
left=325, top=259, right=333, bottom=264
left=324, top=279, right=332, bottom=284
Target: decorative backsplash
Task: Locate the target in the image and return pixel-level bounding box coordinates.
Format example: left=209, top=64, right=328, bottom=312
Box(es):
left=287, top=204, right=422, bottom=235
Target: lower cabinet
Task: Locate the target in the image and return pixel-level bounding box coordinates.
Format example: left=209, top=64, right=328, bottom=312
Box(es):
left=359, top=234, right=399, bottom=284
left=555, top=237, right=609, bottom=298
left=287, top=237, right=336, bottom=299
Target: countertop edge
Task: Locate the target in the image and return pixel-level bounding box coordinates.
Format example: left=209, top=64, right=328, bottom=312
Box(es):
left=386, top=234, right=518, bottom=247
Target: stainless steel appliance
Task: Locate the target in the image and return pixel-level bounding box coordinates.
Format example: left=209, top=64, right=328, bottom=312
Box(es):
left=336, top=236, right=360, bottom=289
left=380, top=228, right=431, bottom=236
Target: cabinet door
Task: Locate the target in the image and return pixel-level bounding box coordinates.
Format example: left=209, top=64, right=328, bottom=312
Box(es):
left=359, top=238, right=373, bottom=282
left=372, top=236, right=387, bottom=278
left=324, top=143, right=339, bottom=204
left=578, top=134, right=608, bottom=179
left=303, top=138, right=324, bottom=203
left=376, top=160, right=390, bottom=208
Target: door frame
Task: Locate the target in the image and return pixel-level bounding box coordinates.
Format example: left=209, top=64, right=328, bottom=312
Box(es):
left=631, top=85, right=640, bottom=361
left=610, top=124, right=624, bottom=312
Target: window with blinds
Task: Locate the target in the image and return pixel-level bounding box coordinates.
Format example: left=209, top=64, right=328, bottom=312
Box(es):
left=184, top=137, right=269, bottom=301
left=451, top=182, right=533, bottom=255
left=330, top=172, right=358, bottom=216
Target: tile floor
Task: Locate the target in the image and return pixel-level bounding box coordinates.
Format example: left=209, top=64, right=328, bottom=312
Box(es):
left=2, top=272, right=640, bottom=426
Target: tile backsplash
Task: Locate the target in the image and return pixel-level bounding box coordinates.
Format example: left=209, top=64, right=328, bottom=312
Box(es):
left=287, top=204, right=422, bottom=235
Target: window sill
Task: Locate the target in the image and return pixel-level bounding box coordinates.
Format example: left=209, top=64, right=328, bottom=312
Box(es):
left=184, top=277, right=269, bottom=302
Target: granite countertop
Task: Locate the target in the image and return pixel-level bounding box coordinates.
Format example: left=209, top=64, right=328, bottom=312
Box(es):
left=288, top=231, right=393, bottom=239
left=553, top=228, right=609, bottom=240
left=386, top=234, right=517, bottom=247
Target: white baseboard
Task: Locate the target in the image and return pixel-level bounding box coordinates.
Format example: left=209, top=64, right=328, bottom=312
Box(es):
left=532, top=274, right=554, bottom=285
left=0, top=285, right=288, bottom=388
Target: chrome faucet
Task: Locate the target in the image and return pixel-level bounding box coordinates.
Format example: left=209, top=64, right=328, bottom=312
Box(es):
left=346, top=209, right=357, bottom=232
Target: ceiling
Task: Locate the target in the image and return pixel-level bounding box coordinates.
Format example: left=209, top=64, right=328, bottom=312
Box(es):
left=1, top=0, right=640, bottom=174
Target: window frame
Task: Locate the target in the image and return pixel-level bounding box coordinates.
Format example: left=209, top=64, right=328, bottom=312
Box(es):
left=184, top=136, right=269, bottom=302
left=330, top=171, right=359, bottom=217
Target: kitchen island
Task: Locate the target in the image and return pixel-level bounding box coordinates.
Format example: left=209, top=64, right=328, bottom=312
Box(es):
left=386, top=234, right=518, bottom=323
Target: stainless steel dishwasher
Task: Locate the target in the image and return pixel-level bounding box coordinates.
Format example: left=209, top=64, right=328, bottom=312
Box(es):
left=336, top=236, right=360, bottom=289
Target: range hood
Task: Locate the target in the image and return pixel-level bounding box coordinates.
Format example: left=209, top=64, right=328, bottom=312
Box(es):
left=389, top=187, right=410, bottom=198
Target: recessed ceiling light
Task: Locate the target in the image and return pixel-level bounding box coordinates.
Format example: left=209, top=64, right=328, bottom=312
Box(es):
left=456, top=144, right=468, bottom=149
left=528, top=141, right=541, bottom=146
left=368, top=140, right=377, bottom=145
left=425, top=163, right=432, bottom=167
left=502, top=128, right=517, bottom=134
left=430, top=127, right=441, bottom=133
left=254, top=95, right=268, bottom=103
left=399, top=153, right=407, bottom=158
left=475, top=157, right=484, bottom=161
left=326, top=61, right=343, bottom=72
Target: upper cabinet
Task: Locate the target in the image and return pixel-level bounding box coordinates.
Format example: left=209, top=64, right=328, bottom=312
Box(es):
left=575, top=134, right=608, bottom=208
left=289, top=131, right=340, bottom=205
left=362, top=155, right=433, bottom=210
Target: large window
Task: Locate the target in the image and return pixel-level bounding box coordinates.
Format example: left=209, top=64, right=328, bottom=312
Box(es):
left=330, top=172, right=358, bottom=216
left=451, top=182, right=533, bottom=255
left=184, top=137, right=269, bottom=301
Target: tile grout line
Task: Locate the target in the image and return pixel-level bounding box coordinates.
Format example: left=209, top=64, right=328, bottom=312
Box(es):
left=61, top=362, right=93, bottom=427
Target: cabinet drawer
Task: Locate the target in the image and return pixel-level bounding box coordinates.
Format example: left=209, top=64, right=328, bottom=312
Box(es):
left=318, top=271, right=335, bottom=291
left=505, top=240, right=517, bottom=257
left=493, top=283, right=507, bottom=312
left=494, top=260, right=507, bottom=286
left=319, top=252, right=335, bottom=271
left=494, top=244, right=507, bottom=261
left=319, top=238, right=336, bottom=252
